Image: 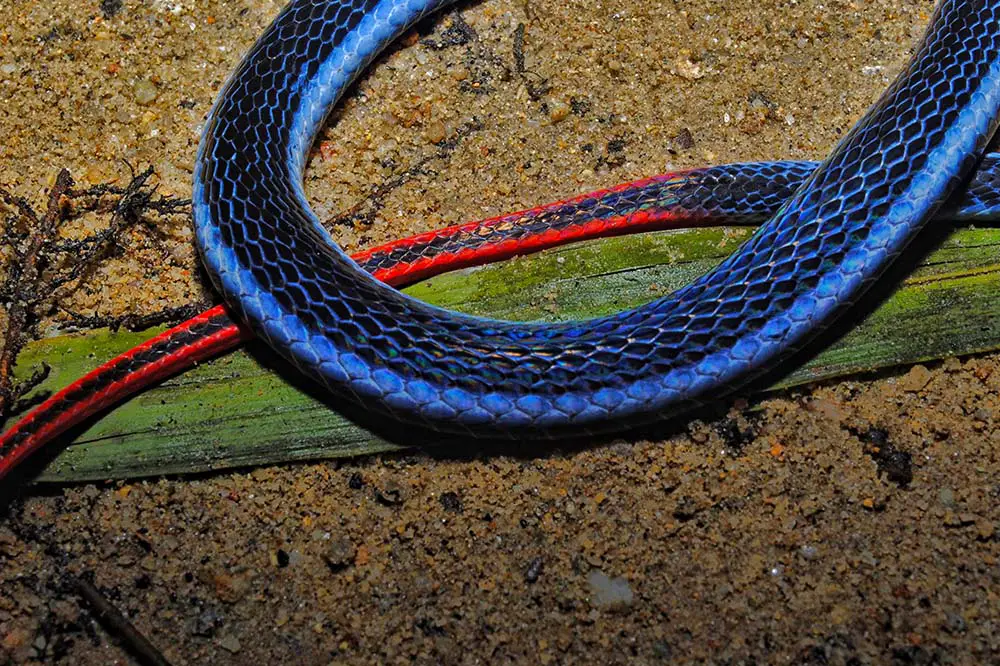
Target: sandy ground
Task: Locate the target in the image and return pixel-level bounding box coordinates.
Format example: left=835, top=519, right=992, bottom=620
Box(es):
left=3, top=0, right=1000, bottom=663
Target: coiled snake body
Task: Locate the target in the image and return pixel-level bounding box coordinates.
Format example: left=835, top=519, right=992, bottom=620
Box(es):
left=188, top=0, right=1000, bottom=435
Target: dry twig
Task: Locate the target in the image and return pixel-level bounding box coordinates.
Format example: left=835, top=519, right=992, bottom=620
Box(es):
left=0, top=167, right=190, bottom=421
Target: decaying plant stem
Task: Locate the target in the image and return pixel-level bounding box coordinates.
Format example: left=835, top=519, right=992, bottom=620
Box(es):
left=0, top=167, right=190, bottom=422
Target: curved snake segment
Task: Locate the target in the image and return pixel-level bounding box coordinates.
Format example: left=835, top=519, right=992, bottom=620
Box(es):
left=355, top=154, right=1000, bottom=282
left=193, top=0, right=1000, bottom=435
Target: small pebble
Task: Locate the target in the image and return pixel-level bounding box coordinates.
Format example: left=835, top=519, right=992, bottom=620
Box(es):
left=218, top=635, right=241, bottom=654
left=548, top=100, right=570, bottom=123
left=943, top=611, right=967, bottom=634
left=376, top=485, right=405, bottom=506
left=671, top=127, right=695, bottom=150
left=132, top=78, right=159, bottom=105
left=192, top=609, right=223, bottom=637
left=587, top=570, right=634, bottom=609
left=323, top=538, right=356, bottom=571
left=673, top=58, right=704, bottom=80
left=901, top=365, right=932, bottom=392
left=424, top=120, right=447, bottom=144
left=439, top=491, right=463, bottom=513
left=525, top=557, right=544, bottom=584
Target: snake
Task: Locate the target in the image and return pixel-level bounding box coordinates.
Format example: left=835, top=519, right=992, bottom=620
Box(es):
left=2, top=0, right=1000, bottom=476
left=192, top=0, right=1000, bottom=434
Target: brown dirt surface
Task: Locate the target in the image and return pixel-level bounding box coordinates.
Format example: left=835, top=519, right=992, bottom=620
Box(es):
left=3, top=0, right=1000, bottom=664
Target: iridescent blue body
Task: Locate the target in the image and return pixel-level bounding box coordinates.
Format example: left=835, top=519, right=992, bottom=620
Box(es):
left=193, top=0, right=1000, bottom=436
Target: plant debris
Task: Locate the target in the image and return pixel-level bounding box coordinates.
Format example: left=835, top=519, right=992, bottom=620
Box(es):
left=0, top=167, right=190, bottom=422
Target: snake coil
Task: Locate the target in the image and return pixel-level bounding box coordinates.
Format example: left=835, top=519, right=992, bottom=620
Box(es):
left=193, top=0, right=1000, bottom=436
